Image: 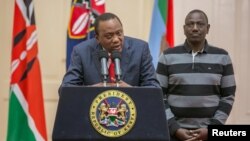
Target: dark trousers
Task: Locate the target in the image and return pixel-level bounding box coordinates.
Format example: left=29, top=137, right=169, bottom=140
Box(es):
left=170, top=135, right=180, bottom=141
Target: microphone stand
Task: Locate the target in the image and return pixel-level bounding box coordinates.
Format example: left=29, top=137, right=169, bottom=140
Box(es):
left=115, top=75, right=121, bottom=87
left=103, top=81, right=107, bottom=87
left=98, top=50, right=109, bottom=87
left=103, top=75, right=108, bottom=87
left=116, top=80, right=120, bottom=87
left=111, top=50, right=122, bottom=88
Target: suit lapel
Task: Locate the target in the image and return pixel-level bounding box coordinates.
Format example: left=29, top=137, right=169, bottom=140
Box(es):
left=121, top=38, right=131, bottom=80
left=92, top=44, right=102, bottom=78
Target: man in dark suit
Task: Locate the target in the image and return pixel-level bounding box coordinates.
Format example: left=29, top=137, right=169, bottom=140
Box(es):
left=60, top=12, right=159, bottom=88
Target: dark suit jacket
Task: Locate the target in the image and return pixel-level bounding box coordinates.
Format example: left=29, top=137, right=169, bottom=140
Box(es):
left=60, top=36, right=159, bottom=88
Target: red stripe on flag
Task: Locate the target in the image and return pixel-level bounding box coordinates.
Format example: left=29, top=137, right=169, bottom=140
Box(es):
left=166, top=0, right=174, bottom=47
left=18, top=58, right=47, bottom=140
left=13, top=2, right=26, bottom=38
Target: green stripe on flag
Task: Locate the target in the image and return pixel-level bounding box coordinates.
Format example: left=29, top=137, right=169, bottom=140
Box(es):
left=7, top=91, right=36, bottom=141
left=158, top=0, right=167, bottom=23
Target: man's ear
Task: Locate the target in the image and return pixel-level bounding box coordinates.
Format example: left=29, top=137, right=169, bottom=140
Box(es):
left=207, top=24, right=210, bottom=34
left=183, top=25, right=187, bottom=36
left=95, top=34, right=99, bottom=42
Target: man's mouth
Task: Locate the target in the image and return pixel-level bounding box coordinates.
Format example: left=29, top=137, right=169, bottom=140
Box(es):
left=191, top=34, right=200, bottom=37
left=113, top=45, right=122, bottom=50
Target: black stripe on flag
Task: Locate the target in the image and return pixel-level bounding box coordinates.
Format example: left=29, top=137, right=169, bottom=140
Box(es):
left=14, top=29, right=26, bottom=47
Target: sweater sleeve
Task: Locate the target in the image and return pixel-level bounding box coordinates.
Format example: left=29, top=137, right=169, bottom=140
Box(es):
left=210, top=54, right=236, bottom=125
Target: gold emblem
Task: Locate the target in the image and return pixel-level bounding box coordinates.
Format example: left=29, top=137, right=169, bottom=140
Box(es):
left=90, top=90, right=137, bottom=138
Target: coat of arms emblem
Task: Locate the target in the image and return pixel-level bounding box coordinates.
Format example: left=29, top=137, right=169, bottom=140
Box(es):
left=90, top=90, right=136, bottom=137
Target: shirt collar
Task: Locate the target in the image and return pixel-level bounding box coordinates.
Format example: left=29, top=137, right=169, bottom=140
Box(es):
left=184, top=39, right=209, bottom=54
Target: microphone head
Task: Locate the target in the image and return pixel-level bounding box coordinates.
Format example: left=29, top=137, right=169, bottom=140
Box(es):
left=111, top=50, right=121, bottom=60
left=98, top=50, right=109, bottom=60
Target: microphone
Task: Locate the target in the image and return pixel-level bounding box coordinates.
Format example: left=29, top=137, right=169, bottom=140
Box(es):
left=111, top=50, right=122, bottom=82
left=98, top=50, right=109, bottom=83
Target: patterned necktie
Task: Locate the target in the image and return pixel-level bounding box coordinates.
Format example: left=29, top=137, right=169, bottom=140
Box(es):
left=109, top=58, right=115, bottom=83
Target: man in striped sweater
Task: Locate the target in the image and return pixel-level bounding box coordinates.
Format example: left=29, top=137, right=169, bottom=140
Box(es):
left=156, top=9, right=236, bottom=141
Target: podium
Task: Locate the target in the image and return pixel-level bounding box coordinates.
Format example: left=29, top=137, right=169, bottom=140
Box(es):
left=52, top=86, right=170, bottom=141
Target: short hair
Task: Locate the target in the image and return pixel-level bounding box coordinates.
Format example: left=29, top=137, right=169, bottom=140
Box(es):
left=94, top=12, right=123, bottom=35
left=185, top=9, right=209, bottom=24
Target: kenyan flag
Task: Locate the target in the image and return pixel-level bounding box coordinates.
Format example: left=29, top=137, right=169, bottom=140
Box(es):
left=7, top=0, right=47, bottom=141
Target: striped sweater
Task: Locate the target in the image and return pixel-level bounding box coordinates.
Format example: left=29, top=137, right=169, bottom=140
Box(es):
left=156, top=41, right=236, bottom=135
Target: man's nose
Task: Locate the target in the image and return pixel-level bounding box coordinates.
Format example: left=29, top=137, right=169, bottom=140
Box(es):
left=112, top=35, right=120, bottom=42
left=193, top=23, right=198, bottom=30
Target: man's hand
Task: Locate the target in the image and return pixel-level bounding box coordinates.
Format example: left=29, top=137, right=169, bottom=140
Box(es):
left=175, top=128, right=194, bottom=141
left=175, top=128, right=207, bottom=141
left=190, top=128, right=208, bottom=141
left=91, top=82, right=106, bottom=87
left=116, top=80, right=132, bottom=87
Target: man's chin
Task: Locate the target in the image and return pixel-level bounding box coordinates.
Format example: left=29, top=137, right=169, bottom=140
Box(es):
left=188, top=39, right=203, bottom=44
